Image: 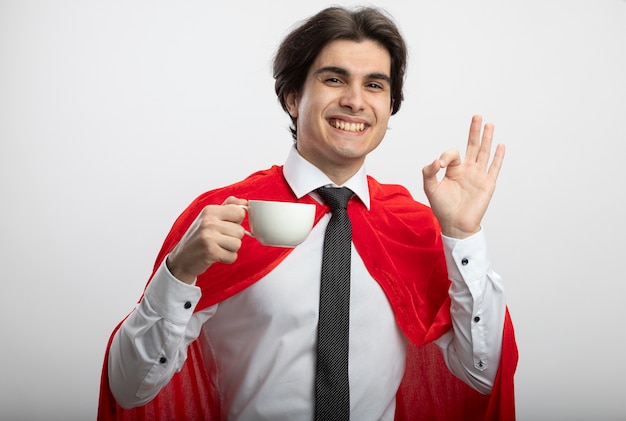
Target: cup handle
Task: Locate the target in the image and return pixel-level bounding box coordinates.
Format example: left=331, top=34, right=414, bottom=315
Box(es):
left=237, top=205, right=253, bottom=237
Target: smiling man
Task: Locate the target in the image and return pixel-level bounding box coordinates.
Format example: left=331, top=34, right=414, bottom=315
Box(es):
left=99, top=6, right=517, bottom=421
left=284, top=39, right=393, bottom=185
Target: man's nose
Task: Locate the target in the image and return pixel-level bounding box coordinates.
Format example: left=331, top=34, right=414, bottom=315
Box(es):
left=339, top=84, right=366, bottom=112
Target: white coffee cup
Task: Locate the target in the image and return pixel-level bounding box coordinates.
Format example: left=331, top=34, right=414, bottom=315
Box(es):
left=241, top=200, right=316, bottom=247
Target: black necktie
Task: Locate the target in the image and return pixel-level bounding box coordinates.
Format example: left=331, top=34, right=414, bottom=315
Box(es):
left=314, top=186, right=354, bottom=421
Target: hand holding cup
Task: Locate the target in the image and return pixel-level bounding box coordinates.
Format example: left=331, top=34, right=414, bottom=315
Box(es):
left=166, top=196, right=248, bottom=284
left=166, top=197, right=316, bottom=284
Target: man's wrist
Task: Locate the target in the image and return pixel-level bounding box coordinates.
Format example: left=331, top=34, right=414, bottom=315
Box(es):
left=165, top=254, right=197, bottom=285
left=441, top=228, right=489, bottom=283
left=441, top=225, right=481, bottom=240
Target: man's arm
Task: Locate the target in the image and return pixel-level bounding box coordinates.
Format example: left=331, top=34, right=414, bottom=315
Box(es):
left=108, top=260, right=216, bottom=408
left=434, top=230, right=505, bottom=393
left=423, top=115, right=507, bottom=392
left=108, top=196, right=248, bottom=407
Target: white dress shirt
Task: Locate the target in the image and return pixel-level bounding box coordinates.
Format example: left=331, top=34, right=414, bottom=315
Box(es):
left=108, top=146, right=506, bottom=420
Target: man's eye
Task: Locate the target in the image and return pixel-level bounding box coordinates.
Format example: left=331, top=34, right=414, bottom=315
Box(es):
left=368, top=83, right=384, bottom=90
left=326, top=77, right=342, bottom=84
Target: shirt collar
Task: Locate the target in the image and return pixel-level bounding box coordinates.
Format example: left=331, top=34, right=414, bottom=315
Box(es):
left=283, top=145, right=371, bottom=210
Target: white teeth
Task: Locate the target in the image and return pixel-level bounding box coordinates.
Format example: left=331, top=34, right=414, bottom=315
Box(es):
left=332, top=120, right=365, bottom=132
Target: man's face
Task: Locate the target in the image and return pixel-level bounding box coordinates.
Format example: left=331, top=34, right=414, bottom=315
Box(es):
left=286, top=39, right=393, bottom=184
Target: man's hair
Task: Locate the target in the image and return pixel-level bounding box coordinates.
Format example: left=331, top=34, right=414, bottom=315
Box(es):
left=273, top=6, right=408, bottom=141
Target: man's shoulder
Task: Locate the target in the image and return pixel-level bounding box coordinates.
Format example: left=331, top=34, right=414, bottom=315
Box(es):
left=188, top=165, right=286, bottom=208
left=366, top=175, right=428, bottom=210
left=365, top=175, right=438, bottom=231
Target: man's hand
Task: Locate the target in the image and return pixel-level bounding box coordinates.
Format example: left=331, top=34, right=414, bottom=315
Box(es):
left=422, top=115, right=505, bottom=239
left=166, top=196, right=248, bottom=284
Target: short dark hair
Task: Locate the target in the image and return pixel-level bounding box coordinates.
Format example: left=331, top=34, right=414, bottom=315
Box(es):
left=273, top=6, right=408, bottom=141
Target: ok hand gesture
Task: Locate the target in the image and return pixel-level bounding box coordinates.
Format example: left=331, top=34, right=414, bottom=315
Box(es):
left=422, top=115, right=505, bottom=239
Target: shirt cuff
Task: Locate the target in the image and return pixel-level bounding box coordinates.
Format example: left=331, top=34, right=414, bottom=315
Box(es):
left=143, top=257, right=202, bottom=325
left=441, top=228, right=490, bottom=284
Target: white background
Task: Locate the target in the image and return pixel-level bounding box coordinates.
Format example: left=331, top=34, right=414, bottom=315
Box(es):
left=1, top=1, right=625, bottom=420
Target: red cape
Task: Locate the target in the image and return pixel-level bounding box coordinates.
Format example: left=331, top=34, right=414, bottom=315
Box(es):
left=98, top=165, right=518, bottom=420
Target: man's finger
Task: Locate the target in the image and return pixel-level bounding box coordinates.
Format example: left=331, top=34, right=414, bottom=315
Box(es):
left=487, top=144, right=506, bottom=180
left=477, top=122, right=495, bottom=168
left=464, top=115, right=483, bottom=162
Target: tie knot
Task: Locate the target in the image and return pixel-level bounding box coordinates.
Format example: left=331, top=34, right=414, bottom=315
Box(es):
left=316, top=186, right=354, bottom=212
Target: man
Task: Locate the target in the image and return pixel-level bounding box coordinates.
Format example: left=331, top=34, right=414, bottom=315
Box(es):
left=99, top=6, right=517, bottom=421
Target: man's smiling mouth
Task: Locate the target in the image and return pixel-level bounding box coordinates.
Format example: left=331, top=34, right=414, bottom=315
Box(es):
left=329, top=119, right=367, bottom=133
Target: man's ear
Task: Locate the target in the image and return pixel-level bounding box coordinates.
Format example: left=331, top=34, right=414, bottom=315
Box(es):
left=285, top=91, right=299, bottom=118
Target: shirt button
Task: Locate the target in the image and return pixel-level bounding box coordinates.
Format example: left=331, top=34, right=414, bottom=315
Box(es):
left=474, top=316, right=481, bottom=323
left=461, top=257, right=469, bottom=266
left=159, top=357, right=167, bottom=364
left=184, top=301, right=192, bottom=309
